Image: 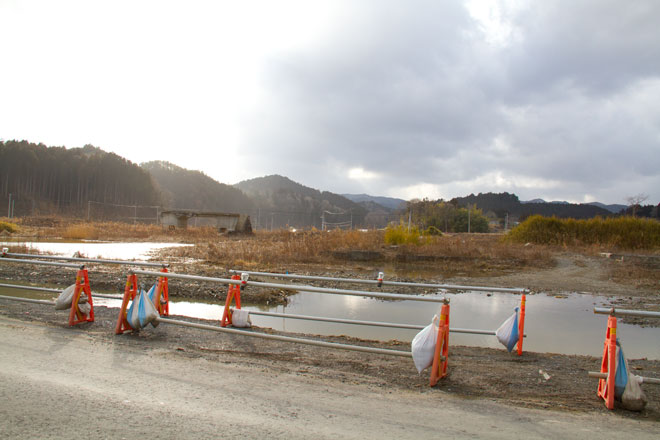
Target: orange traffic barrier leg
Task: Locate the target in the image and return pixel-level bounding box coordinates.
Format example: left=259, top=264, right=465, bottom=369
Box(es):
left=153, top=267, right=170, bottom=316
left=597, top=314, right=617, bottom=410
left=517, top=293, right=526, bottom=356
left=115, top=274, right=138, bottom=335
left=221, top=275, right=242, bottom=327
left=429, top=300, right=450, bottom=387
left=68, top=266, right=95, bottom=326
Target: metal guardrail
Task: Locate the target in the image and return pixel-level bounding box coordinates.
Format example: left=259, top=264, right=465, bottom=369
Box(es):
left=229, top=269, right=528, bottom=294
left=594, top=307, right=660, bottom=318
left=248, top=310, right=501, bottom=336
left=0, top=294, right=55, bottom=306
left=588, top=371, right=660, bottom=385
left=132, top=270, right=449, bottom=303
left=2, top=252, right=167, bottom=268
left=156, top=317, right=413, bottom=358
left=0, top=282, right=121, bottom=300
left=0, top=257, right=82, bottom=269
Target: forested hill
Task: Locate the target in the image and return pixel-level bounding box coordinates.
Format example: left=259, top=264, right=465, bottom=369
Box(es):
left=235, top=175, right=368, bottom=229
left=0, top=140, right=159, bottom=216
left=141, top=161, right=253, bottom=212
left=450, top=192, right=612, bottom=219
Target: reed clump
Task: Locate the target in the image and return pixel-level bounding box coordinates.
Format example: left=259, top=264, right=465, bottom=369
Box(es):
left=506, top=215, right=660, bottom=249
left=55, top=221, right=220, bottom=242
left=0, top=220, right=19, bottom=233
left=62, top=224, right=99, bottom=240
left=384, top=223, right=428, bottom=245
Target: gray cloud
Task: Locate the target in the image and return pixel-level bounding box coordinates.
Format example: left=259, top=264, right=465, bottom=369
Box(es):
left=239, top=0, right=660, bottom=204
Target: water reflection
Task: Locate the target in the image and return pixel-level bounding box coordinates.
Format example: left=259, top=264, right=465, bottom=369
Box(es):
left=0, top=241, right=191, bottom=261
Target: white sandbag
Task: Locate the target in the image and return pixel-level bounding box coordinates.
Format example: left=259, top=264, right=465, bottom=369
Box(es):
left=137, top=290, right=159, bottom=328
left=55, top=284, right=85, bottom=310
left=77, top=302, right=91, bottom=315
left=621, top=373, right=648, bottom=411
left=496, top=308, right=519, bottom=353
left=411, top=315, right=440, bottom=373
left=230, top=308, right=251, bottom=328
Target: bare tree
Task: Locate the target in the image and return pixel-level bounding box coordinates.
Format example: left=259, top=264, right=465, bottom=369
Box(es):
left=625, top=193, right=649, bottom=217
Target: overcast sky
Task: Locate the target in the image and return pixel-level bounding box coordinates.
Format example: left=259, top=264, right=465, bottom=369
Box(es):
left=1, top=0, right=659, bottom=204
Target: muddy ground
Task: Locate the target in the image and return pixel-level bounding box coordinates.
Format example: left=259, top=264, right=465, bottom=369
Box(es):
left=0, top=299, right=659, bottom=422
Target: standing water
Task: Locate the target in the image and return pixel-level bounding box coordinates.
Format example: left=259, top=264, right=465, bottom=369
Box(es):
left=1, top=241, right=658, bottom=359
left=0, top=241, right=192, bottom=260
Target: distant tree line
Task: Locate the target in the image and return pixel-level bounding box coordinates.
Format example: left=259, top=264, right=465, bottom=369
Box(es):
left=402, top=199, right=490, bottom=233
left=0, top=140, right=160, bottom=217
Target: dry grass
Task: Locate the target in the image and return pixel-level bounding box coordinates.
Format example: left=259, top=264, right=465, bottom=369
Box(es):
left=507, top=215, right=660, bottom=250
left=164, top=230, right=554, bottom=276
left=12, top=217, right=221, bottom=242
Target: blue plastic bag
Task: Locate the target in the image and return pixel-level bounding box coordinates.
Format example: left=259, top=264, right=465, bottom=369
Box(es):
left=614, top=339, right=629, bottom=400
left=496, top=307, right=520, bottom=353
left=136, top=289, right=159, bottom=328
left=147, top=284, right=157, bottom=303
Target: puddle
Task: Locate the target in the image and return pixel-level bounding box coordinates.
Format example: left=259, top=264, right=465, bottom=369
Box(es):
left=2, top=281, right=658, bottom=360
left=1, top=241, right=191, bottom=261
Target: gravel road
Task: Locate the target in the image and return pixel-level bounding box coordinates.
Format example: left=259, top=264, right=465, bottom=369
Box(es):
left=1, top=303, right=659, bottom=439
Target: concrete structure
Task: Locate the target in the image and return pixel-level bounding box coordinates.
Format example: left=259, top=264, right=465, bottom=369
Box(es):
left=160, top=210, right=252, bottom=233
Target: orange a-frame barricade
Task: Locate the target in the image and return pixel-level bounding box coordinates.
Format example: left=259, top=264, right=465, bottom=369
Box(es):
left=597, top=314, right=618, bottom=410
left=517, top=294, right=526, bottom=356
left=68, top=265, right=95, bottom=326
left=152, top=267, right=170, bottom=316
left=429, top=300, right=450, bottom=387
left=115, top=273, right=139, bottom=334
left=221, top=274, right=243, bottom=327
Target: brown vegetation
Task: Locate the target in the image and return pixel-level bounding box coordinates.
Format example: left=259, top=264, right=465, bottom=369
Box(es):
left=507, top=215, right=660, bottom=250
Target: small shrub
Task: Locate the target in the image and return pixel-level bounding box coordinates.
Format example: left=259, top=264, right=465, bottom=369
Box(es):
left=384, top=223, right=424, bottom=245
left=0, top=221, right=18, bottom=233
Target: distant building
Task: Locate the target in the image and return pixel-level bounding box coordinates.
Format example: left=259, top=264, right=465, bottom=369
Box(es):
left=160, top=210, right=252, bottom=233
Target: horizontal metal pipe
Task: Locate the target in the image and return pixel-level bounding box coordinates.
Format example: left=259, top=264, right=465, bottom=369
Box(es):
left=248, top=310, right=503, bottom=336
left=0, top=294, right=55, bottom=306
left=0, top=283, right=62, bottom=294
left=594, top=307, right=660, bottom=318
left=155, top=317, right=413, bottom=358
left=3, top=252, right=167, bottom=268
left=0, top=257, right=81, bottom=269
left=588, top=371, right=660, bottom=385
left=0, top=283, right=122, bottom=300
left=230, top=269, right=527, bottom=294
left=249, top=310, right=426, bottom=330
left=133, top=270, right=448, bottom=303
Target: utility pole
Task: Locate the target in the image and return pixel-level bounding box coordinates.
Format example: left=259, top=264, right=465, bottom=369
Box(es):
left=8, top=193, right=11, bottom=218
left=467, top=204, right=471, bottom=233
